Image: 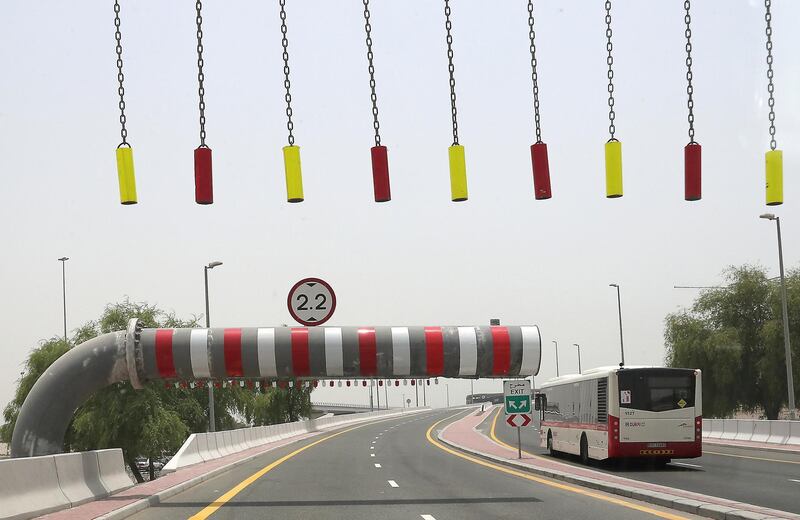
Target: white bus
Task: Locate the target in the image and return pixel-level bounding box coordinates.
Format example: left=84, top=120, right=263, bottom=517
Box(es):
left=536, top=366, right=702, bottom=464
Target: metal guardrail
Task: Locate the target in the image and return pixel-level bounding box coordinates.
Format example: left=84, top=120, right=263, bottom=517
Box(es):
left=311, top=402, right=397, bottom=410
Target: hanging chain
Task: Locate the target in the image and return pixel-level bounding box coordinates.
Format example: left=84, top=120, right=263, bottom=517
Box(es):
left=684, top=0, right=696, bottom=143
left=527, top=0, right=542, bottom=143
left=363, top=0, right=381, bottom=147
left=605, top=0, right=616, bottom=140
left=764, top=0, right=777, bottom=150
left=196, top=0, right=207, bottom=147
left=279, top=0, right=295, bottom=146
left=113, top=0, right=128, bottom=147
left=444, top=0, right=459, bottom=146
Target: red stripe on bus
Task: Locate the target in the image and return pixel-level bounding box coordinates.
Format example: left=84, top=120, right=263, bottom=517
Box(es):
left=491, top=326, right=511, bottom=375
left=154, top=329, right=177, bottom=378
left=424, top=327, right=444, bottom=376
left=357, top=328, right=377, bottom=376
left=223, top=328, right=244, bottom=377
left=540, top=421, right=609, bottom=432
left=290, top=328, right=310, bottom=376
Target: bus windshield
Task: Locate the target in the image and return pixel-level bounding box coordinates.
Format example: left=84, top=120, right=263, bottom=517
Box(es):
left=617, top=369, right=695, bottom=412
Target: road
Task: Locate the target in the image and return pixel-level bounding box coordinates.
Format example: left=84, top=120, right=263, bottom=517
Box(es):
left=127, top=409, right=700, bottom=520
left=488, top=407, right=800, bottom=515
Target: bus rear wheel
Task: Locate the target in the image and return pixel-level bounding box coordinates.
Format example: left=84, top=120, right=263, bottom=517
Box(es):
left=580, top=434, right=589, bottom=465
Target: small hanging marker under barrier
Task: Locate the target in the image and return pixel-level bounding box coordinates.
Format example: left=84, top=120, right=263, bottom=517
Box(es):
left=194, top=147, right=213, bottom=204
left=684, top=143, right=701, bottom=201
left=283, top=145, right=304, bottom=202
left=765, top=150, right=783, bottom=206
left=371, top=146, right=391, bottom=202
left=116, top=146, right=137, bottom=205
left=449, top=145, right=468, bottom=202
left=605, top=140, right=623, bottom=198
left=531, top=143, right=551, bottom=200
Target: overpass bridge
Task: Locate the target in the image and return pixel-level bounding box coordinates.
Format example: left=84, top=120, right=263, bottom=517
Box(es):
left=310, top=402, right=398, bottom=416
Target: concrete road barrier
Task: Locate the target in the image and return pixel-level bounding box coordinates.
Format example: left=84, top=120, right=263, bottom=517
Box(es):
left=0, top=455, right=69, bottom=519
left=788, top=422, right=800, bottom=446
left=95, top=449, right=134, bottom=494
left=53, top=452, right=108, bottom=506
left=766, top=421, right=791, bottom=444
left=750, top=421, right=771, bottom=443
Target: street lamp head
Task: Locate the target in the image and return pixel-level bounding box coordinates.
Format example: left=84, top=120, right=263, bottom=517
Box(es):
left=573, top=343, right=579, bottom=347
left=609, top=283, right=618, bottom=288
left=58, top=257, right=69, bottom=262
left=207, top=261, right=223, bottom=269
left=759, top=213, right=776, bottom=221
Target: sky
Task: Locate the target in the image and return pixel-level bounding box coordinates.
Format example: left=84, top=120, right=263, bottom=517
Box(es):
left=0, top=1, right=798, bottom=412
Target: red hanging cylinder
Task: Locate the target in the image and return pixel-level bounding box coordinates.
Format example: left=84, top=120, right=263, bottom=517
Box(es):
left=530, top=142, right=552, bottom=200
left=684, top=142, right=701, bottom=201
left=371, top=146, right=391, bottom=202
left=194, top=146, right=214, bottom=205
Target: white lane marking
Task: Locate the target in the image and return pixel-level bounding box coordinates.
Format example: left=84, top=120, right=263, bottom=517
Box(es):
left=374, top=463, right=382, bottom=468
left=388, top=480, right=399, bottom=488
left=370, top=447, right=374, bottom=450
left=370, top=454, right=375, bottom=457
left=371, top=441, right=376, bottom=444
left=790, top=478, right=800, bottom=483
left=672, top=462, right=703, bottom=468
left=421, top=516, right=437, bottom=520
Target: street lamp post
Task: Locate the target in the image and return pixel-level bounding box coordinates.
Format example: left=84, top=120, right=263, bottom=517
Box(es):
left=58, top=257, right=69, bottom=343
left=204, top=261, right=223, bottom=431
left=609, top=284, right=625, bottom=366
left=573, top=343, right=582, bottom=374
left=446, top=383, right=450, bottom=408
left=760, top=213, right=796, bottom=420
left=552, top=340, right=560, bottom=377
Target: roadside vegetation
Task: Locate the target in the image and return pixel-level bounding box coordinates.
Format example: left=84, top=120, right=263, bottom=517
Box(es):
left=665, top=265, right=799, bottom=419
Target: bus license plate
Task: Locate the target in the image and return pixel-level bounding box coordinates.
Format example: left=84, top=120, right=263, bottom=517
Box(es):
left=647, top=442, right=666, bottom=448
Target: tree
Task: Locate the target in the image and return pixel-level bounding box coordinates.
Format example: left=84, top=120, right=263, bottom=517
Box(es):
left=1, top=299, right=315, bottom=482
left=665, top=265, right=800, bottom=419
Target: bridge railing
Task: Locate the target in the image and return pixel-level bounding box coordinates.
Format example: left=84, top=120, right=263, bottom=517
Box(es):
left=311, top=401, right=394, bottom=410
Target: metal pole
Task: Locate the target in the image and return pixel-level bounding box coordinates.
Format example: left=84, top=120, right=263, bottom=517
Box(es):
left=369, top=381, right=374, bottom=411
left=574, top=343, right=582, bottom=374
left=517, top=426, right=522, bottom=459
left=376, top=381, right=380, bottom=410
left=446, top=384, right=450, bottom=408
left=775, top=218, right=796, bottom=420
left=423, top=380, right=427, bottom=406
left=385, top=380, right=388, bottom=409
left=58, top=258, right=68, bottom=343
left=415, top=380, right=419, bottom=406
left=553, top=340, right=559, bottom=376
left=470, top=379, right=474, bottom=401
left=611, top=284, right=626, bottom=366
left=204, top=266, right=216, bottom=432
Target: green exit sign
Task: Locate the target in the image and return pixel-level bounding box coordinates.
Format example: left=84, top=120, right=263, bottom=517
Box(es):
left=503, top=380, right=532, bottom=415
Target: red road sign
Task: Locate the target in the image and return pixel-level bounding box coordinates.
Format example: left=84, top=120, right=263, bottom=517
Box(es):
left=506, top=413, right=532, bottom=427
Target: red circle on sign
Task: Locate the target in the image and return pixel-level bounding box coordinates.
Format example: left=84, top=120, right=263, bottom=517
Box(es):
left=287, top=277, right=337, bottom=326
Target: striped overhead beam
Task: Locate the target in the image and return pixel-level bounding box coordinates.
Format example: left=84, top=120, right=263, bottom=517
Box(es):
left=137, top=325, right=542, bottom=381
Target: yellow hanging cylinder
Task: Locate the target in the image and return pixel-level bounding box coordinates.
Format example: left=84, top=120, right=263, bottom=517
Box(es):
left=765, top=149, right=783, bottom=206
left=115, top=146, right=137, bottom=205
left=283, top=145, right=304, bottom=203
left=448, top=145, right=468, bottom=202
left=605, top=140, right=623, bottom=198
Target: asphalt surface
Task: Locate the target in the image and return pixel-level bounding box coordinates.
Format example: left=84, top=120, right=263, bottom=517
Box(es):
left=127, top=408, right=701, bottom=520
left=488, top=407, right=800, bottom=515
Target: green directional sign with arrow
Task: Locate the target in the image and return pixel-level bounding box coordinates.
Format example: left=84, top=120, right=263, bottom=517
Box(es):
left=503, top=380, right=532, bottom=415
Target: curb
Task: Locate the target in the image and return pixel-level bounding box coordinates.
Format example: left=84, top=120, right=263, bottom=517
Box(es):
left=437, top=426, right=797, bottom=520
left=703, top=438, right=800, bottom=456
left=94, top=408, right=430, bottom=520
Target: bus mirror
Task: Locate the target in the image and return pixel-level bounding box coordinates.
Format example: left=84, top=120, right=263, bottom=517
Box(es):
left=534, top=394, right=546, bottom=411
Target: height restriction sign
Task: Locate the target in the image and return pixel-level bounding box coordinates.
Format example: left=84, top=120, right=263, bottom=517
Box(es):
left=503, top=380, right=531, bottom=415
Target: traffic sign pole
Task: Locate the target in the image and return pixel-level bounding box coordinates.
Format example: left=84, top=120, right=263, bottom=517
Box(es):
left=517, top=426, right=522, bottom=459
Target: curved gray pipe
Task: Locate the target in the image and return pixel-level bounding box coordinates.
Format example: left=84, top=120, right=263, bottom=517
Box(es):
left=11, top=331, right=128, bottom=457
left=12, top=319, right=540, bottom=457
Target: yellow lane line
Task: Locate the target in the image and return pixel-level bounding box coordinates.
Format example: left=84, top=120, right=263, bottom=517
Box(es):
left=703, top=450, right=800, bottom=465
left=188, top=414, right=423, bottom=520
left=426, top=411, right=688, bottom=520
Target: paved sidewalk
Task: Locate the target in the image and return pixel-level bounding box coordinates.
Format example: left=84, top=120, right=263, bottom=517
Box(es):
left=35, top=430, right=322, bottom=520
left=439, top=406, right=800, bottom=520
